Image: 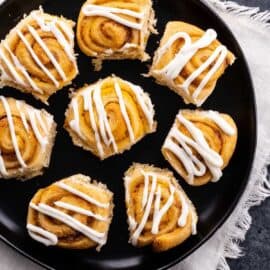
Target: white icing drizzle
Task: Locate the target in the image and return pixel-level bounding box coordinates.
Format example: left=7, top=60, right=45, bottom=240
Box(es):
left=26, top=107, right=49, bottom=149
left=164, top=112, right=226, bottom=184
left=154, top=29, right=228, bottom=103
left=69, top=79, right=154, bottom=157
left=27, top=224, right=58, bottom=246
left=114, top=79, right=135, bottom=143
left=82, top=4, right=144, bottom=30
left=16, top=30, right=59, bottom=87
left=202, top=110, right=235, bottom=135
left=0, top=96, right=27, bottom=169
left=191, top=211, right=197, bottom=235
left=2, top=43, right=42, bottom=93
left=27, top=25, right=66, bottom=81
left=15, top=100, right=29, bottom=132
left=31, top=11, right=76, bottom=63
left=69, top=98, right=85, bottom=139
left=0, top=150, right=8, bottom=176
left=141, top=172, right=149, bottom=208
left=56, top=181, right=110, bottom=209
left=127, top=82, right=155, bottom=128
left=93, top=83, right=118, bottom=153
left=30, top=203, right=106, bottom=245
left=127, top=171, right=197, bottom=243
left=82, top=89, right=104, bottom=158
left=152, top=184, right=175, bottom=234
left=177, top=190, right=189, bottom=227
left=130, top=173, right=157, bottom=245
left=0, top=47, right=26, bottom=86
left=54, top=201, right=108, bottom=221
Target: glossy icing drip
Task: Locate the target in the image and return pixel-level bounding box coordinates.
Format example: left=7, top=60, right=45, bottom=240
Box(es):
left=69, top=79, right=154, bottom=158
left=27, top=224, right=58, bottom=246
left=30, top=203, right=106, bottom=245
left=82, top=4, right=144, bottom=30
left=154, top=29, right=228, bottom=103
left=163, top=112, right=235, bottom=184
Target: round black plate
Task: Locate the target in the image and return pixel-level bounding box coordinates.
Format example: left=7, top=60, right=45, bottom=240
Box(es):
left=0, top=0, right=256, bottom=269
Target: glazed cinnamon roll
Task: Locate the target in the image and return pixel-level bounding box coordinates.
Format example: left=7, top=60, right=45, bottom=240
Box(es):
left=149, top=21, right=235, bottom=106
left=162, top=110, right=238, bottom=186
left=0, top=8, right=78, bottom=104
left=124, top=163, right=198, bottom=252
left=27, top=174, right=114, bottom=250
left=77, top=0, right=156, bottom=69
left=64, top=76, right=157, bottom=160
left=0, top=96, right=56, bottom=180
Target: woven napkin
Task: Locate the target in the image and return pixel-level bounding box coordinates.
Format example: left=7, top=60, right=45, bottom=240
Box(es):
left=0, top=0, right=270, bottom=269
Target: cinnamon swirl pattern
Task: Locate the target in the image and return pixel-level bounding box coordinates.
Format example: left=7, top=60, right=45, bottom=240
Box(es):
left=27, top=174, right=114, bottom=250
left=162, top=110, right=237, bottom=186
left=64, top=76, right=156, bottom=160
left=149, top=21, right=235, bottom=106
left=0, top=96, right=56, bottom=180
left=124, top=164, right=198, bottom=252
left=77, top=0, right=156, bottom=66
left=0, top=8, right=78, bottom=103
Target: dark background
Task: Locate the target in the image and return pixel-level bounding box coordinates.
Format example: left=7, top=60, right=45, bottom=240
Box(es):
left=229, top=1, right=270, bottom=270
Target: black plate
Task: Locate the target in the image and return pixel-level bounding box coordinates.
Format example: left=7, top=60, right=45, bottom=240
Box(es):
left=0, top=0, right=256, bottom=269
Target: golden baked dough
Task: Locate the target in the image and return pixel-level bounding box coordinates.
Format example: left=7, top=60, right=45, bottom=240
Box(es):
left=0, top=8, right=78, bottom=103
left=77, top=0, right=156, bottom=68
left=124, top=163, right=198, bottom=252
left=64, top=76, right=157, bottom=159
left=149, top=21, right=235, bottom=106
left=0, top=96, right=56, bottom=180
left=27, top=174, right=114, bottom=250
left=162, top=110, right=238, bottom=186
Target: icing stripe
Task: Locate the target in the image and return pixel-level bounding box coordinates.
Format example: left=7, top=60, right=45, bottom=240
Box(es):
left=56, top=182, right=110, bottom=208
left=28, top=26, right=67, bottom=81
left=202, top=110, right=235, bottom=135
left=16, top=30, right=59, bottom=87
left=2, top=43, right=42, bottom=93
left=93, top=83, right=118, bottom=153
left=0, top=96, right=27, bottom=168
left=30, top=203, right=106, bottom=245
left=152, top=184, right=175, bottom=234
left=130, top=173, right=157, bottom=245
left=54, top=201, right=108, bottom=221
left=26, top=107, right=49, bottom=149
left=82, top=4, right=144, bottom=30
left=114, top=80, right=135, bottom=143
left=27, top=224, right=58, bottom=246
left=15, top=100, right=29, bottom=132
left=82, top=89, right=104, bottom=158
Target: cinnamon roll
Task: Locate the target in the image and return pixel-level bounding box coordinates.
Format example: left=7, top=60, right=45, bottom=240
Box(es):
left=149, top=21, right=235, bottom=106
left=0, top=8, right=78, bottom=104
left=0, top=96, right=56, bottom=180
left=64, top=76, right=157, bottom=160
left=77, top=0, right=156, bottom=69
left=124, top=163, right=198, bottom=252
left=162, top=110, right=238, bottom=186
left=27, top=174, right=114, bottom=250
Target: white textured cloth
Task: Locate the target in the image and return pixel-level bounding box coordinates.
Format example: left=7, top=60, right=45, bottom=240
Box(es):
left=0, top=1, right=269, bottom=270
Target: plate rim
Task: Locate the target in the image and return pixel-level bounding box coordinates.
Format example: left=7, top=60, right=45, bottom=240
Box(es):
left=0, top=0, right=257, bottom=269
